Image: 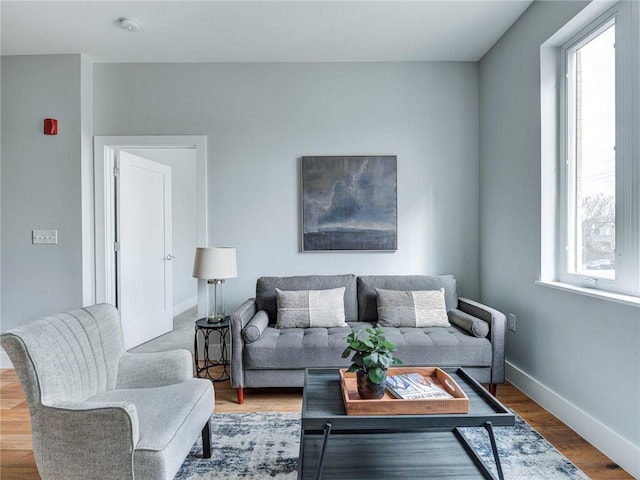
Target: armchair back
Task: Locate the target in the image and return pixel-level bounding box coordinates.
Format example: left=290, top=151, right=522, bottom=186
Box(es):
left=1, top=304, right=125, bottom=406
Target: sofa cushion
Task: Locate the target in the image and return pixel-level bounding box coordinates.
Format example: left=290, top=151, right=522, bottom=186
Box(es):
left=256, top=274, right=357, bottom=323
left=244, top=322, right=370, bottom=370
left=243, top=323, right=491, bottom=370
left=376, top=288, right=450, bottom=328
left=380, top=326, right=492, bottom=367
left=276, top=287, right=347, bottom=328
left=358, top=275, right=458, bottom=322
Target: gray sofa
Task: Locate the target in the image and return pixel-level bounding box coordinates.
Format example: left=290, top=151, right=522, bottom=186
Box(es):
left=230, top=274, right=505, bottom=404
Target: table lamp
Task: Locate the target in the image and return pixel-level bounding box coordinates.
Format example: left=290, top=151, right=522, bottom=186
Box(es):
left=192, top=247, right=238, bottom=323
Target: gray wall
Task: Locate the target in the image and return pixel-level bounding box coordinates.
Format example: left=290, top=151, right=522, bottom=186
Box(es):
left=479, top=0, right=639, bottom=473
left=126, top=148, right=198, bottom=313
left=94, top=62, right=481, bottom=311
left=1, top=55, right=84, bottom=334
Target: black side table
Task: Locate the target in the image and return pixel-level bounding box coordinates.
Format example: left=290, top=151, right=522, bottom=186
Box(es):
left=194, top=317, right=230, bottom=382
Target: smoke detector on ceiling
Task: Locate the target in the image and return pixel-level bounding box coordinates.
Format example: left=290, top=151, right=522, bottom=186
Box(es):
left=118, top=17, right=140, bottom=32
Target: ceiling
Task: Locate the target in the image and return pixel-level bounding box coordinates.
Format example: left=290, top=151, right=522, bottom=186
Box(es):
left=1, top=1, right=533, bottom=63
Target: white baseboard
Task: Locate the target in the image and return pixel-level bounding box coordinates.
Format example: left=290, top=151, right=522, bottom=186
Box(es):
left=506, top=361, right=640, bottom=479
left=173, top=296, right=197, bottom=317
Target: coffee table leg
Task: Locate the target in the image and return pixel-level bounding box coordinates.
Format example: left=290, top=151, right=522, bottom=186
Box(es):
left=315, top=422, right=332, bottom=480
left=484, top=421, right=504, bottom=480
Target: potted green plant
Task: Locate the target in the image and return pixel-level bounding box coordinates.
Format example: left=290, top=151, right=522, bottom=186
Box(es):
left=342, top=327, right=402, bottom=399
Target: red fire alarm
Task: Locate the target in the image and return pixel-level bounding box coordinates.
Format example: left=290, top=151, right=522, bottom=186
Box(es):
left=44, top=118, right=58, bottom=135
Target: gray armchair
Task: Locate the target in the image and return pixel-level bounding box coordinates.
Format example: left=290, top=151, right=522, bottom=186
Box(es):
left=0, top=303, right=214, bottom=480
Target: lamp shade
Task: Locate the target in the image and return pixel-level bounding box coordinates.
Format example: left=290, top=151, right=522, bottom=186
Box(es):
left=192, top=247, right=237, bottom=280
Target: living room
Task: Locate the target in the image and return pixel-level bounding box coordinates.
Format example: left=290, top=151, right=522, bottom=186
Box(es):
left=1, top=1, right=638, bottom=479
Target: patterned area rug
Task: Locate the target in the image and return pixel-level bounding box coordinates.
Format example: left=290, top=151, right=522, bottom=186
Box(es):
left=175, top=412, right=589, bottom=480
left=175, top=413, right=299, bottom=480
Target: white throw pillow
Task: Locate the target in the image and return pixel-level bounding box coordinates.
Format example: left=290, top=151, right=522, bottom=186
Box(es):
left=276, top=287, right=347, bottom=328
left=376, top=288, right=450, bottom=328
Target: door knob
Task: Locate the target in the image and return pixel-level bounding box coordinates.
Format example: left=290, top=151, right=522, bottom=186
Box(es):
left=166, top=254, right=175, bottom=261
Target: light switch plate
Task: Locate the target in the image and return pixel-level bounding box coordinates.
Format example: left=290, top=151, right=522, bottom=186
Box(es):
left=32, top=229, right=58, bottom=244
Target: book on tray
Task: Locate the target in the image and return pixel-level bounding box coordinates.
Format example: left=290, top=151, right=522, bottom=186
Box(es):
left=385, top=373, right=453, bottom=400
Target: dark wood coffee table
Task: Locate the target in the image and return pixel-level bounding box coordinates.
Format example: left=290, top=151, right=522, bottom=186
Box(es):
left=298, top=368, right=515, bottom=480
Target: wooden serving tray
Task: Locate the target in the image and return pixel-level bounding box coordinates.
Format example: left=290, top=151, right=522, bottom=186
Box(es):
left=339, top=367, right=469, bottom=415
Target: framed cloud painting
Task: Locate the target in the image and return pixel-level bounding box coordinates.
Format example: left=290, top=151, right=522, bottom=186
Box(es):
left=301, top=155, right=397, bottom=251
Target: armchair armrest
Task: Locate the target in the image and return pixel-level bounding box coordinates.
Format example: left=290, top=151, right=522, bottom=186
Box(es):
left=457, top=297, right=506, bottom=384
left=38, top=401, right=139, bottom=479
left=116, top=350, right=193, bottom=389
left=230, top=298, right=257, bottom=389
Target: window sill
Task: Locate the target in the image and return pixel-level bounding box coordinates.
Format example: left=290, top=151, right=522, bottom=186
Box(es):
left=535, top=280, right=640, bottom=308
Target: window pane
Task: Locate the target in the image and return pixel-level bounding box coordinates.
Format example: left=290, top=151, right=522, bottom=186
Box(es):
left=572, top=24, right=616, bottom=279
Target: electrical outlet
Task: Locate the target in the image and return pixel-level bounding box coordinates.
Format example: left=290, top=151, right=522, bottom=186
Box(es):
left=508, top=313, right=517, bottom=332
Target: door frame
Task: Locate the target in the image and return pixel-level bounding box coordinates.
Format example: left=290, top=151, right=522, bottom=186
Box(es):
left=92, top=135, right=207, bottom=314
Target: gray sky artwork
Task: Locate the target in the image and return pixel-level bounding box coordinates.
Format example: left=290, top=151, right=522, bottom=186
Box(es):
left=302, top=156, right=396, bottom=234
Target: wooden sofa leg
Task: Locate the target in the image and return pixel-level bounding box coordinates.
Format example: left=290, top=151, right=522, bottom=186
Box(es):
left=202, top=421, right=212, bottom=458
left=489, top=383, right=497, bottom=396
left=237, top=387, right=244, bottom=404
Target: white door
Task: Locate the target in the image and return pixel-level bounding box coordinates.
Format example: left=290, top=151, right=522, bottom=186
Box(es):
left=117, top=151, right=173, bottom=349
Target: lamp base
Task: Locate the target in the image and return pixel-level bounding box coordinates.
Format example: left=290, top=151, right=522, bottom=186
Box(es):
left=207, top=315, right=226, bottom=324
left=206, top=278, right=227, bottom=324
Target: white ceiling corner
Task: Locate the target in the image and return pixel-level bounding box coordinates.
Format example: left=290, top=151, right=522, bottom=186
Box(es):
left=1, top=1, right=534, bottom=63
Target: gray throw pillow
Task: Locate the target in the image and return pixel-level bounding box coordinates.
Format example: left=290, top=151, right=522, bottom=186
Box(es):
left=242, top=310, right=270, bottom=343
left=276, top=287, right=347, bottom=328
left=447, top=308, right=490, bottom=338
left=376, top=288, right=451, bottom=328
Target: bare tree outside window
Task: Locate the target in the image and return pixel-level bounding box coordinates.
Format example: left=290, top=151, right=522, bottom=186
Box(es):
left=581, top=193, right=615, bottom=273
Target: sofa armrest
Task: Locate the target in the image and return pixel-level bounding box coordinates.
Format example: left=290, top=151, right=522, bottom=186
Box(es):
left=38, top=401, right=139, bottom=479
left=230, top=298, right=257, bottom=388
left=457, top=297, right=506, bottom=384
left=116, top=350, right=193, bottom=389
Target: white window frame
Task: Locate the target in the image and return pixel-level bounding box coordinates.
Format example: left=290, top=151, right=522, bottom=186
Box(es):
left=540, top=1, right=639, bottom=303
left=559, top=14, right=617, bottom=290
